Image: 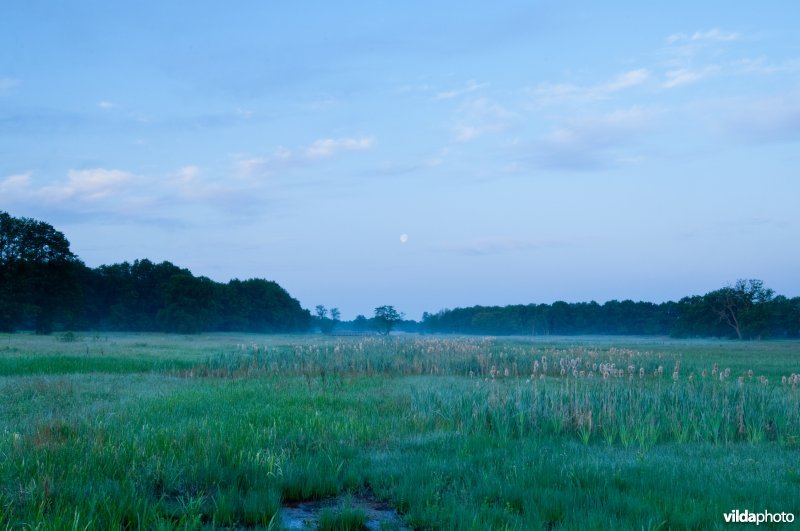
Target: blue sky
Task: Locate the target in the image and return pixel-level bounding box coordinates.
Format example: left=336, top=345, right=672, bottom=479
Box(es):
left=2, top=1, right=799, bottom=319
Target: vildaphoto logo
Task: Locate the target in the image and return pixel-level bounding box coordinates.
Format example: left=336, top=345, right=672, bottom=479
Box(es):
left=723, top=509, right=795, bottom=525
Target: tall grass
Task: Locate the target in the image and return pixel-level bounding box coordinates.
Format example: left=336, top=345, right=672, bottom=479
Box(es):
left=1, top=333, right=798, bottom=528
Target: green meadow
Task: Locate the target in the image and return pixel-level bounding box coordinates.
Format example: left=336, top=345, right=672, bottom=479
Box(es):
left=1, top=333, right=798, bottom=529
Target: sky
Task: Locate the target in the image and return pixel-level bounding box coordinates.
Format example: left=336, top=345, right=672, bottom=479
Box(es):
left=2, top=1, right=799, bottom=320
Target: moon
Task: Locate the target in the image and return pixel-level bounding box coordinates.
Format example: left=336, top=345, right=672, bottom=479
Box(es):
left=400, top=233, right=408, bottom=243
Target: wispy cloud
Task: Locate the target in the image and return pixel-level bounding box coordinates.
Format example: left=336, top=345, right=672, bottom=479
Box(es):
left=172, top=165, right=200, bottom=184
left=395, top=83, right=434, bottom=94
left=734, top=57, right=800, bottom=76
left=97, top=100, right=115, bottom=109
left=451, top=98, right=516, bottom=143
left=454, top=125, right=481, bottom=143
left=2, top=164, right=280, bottom=223
left=1, top=168, right=172, bottom=223
left=531, top=107, right=653, bottom=170
left=234, top=147, right=298, bottom=178
left=531, top=69, right=649, bottom=104
left=435, top=80, right=489, bottom=100
left=235, top=157, right=269, bottom=178
left=666, top=29, right=741, bottom=44
left=438, top=237, right=564, bottom=256
left=658, top=28, right=797, bottom=89
left=235, top=136, right=375, bottom=177
left=305, top=137, right=374, bottom=159
left=652, top=28, right=752, bottom=90
left=235, top=108, right=254, bottom=119
left=39, top=168, right=134, bottom=202
left=0, top=172, right=31, bottom=193
left=660, top=28, right=742, bottom=71
left=716, top=92, right=800, bottom=144
left=662, top=66, right=719, bottom=88
left=367, top=148, right=448, bottom=178
left=0, top=78, right=20, bottom=92
left=160, top=165, right=264, bottom=210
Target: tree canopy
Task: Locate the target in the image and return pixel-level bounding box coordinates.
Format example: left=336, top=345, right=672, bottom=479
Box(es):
left=373, top=305, right=404, bottom=335
left=424, top=283, right=799, bottom=340
left=0, top=212, right=83, bottom=333
left=2, top=211, right=798, bottom=339
left=0, top=212, right=310, bottom=334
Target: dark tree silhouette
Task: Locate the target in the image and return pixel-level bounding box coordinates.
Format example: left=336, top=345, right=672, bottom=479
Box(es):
left=374, top=305, right=403, bottom=335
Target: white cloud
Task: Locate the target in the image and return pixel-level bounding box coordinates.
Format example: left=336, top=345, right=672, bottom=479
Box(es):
left=235, top=108, right=254, bottom=119
left=301, top=96, right=340, bottom=112
left=551, top=107, right=649, bottom=144
left=661, top=29, right=741, bottom=70
left=452, top=98, right=517, bottom=143
left=604, top=69, right=650, bottom=92
left=662, top=66, right=718, bottom=88
left=1, top=165, right=275, bottom=222
left=235, top=137, right=375, bottom=177
left=454, top=125, right=481, bottom=143
left=735, top=57, right=800, bottom=76
left=439, top=237, right=563, bottom=256
left=532, top=69, right=649, bottom=103
left=716, top=92, right=800, bottom=144
left=98, top=100, right=115, bottom=109
left=234, top=147, right=297, bottom=177
left=174, top=165, right=200, bottom=183
left=0, top=172, right=31, bottom=193
left=273, top=146, right=293, bottom=161
left=532, top=107, right=653, bottom=170
left=40, top=168, right=133, bottom=202
left=435, top=80, right=489, bottom=100
left=395, top=83, right=434, bottom=94
left=236, top=157, right=268, bottom=177
left=161, top=165, right=260, bottom=208
left=667, top=29, right=740, bottom=44
left=658, top=28, right=793, bottom=89
left=655, top=28, right=749, bottom=90
left=304, top=137, right=374, bottom=159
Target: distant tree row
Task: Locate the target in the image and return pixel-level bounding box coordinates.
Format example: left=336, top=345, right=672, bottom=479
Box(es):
left=3, top=211, right=799, bottom=339
left=422, top=300, right=679, bottom=336
left=423, top=280, right=800, bottom=339
left=1, top=212, right=310, bottom=334
left=315, top=305, right=413, bottom=335
left=313, top=305, right=341, bottom=334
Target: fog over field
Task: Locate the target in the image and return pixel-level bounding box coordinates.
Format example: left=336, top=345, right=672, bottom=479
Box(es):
left=2, top=2, right=799, bottom=319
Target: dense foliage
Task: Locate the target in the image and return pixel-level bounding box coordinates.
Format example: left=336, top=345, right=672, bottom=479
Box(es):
left=1, top=212, right=310, bottom=333
left=2, top=211, right=799, bottom=337
left=423, top=300, right=678, bottom=336
left=0, top=212, right=83, bottom=333
left=422, top=287, right=800, bottom=339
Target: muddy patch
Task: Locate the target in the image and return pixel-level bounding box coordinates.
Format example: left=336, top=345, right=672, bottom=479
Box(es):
left=279, top=494, right=409, bottom=530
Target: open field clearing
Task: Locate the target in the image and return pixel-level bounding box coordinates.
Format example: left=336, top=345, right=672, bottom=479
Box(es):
left=1, top=333, right=799, bottom=529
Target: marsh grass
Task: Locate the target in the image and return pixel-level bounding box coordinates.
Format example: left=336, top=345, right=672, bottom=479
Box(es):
left=0, top=333, right=798, bottom=528
left=317, top=495, right=368, bottom=531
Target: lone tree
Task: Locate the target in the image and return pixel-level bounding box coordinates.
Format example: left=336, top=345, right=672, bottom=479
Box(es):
left=373, top=305, right=403, bottom=335
left=707, top=279, right=774, bottom=340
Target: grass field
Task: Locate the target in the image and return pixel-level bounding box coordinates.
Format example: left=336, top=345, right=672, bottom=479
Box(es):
left=1, top=332, right=798, bottom=529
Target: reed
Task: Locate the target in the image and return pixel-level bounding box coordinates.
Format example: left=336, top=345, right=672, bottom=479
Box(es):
left=1, top=333, right=798, bottom=528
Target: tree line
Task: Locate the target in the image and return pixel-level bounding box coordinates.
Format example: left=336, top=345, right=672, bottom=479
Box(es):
left=3, top=211, right=798, bottom=338
left=1, top=212, right=310, bottom=334
left=314, top=305, right=414, bottom=335
left=422, top=279, right=800, bottom=339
